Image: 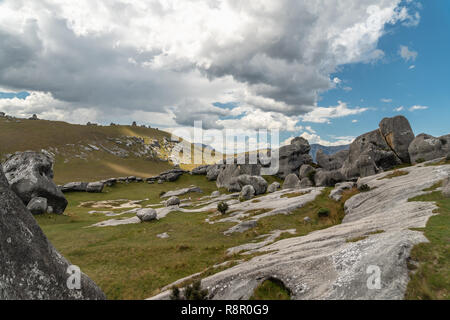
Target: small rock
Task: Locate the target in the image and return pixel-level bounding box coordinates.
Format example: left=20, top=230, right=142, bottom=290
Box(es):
left=211, top=191, right=221, bottom=198
left=157, top=232, right=170, bottom=239
left=283, top=173, right=300, bottom=189
left=267, top=182, right=281, bottom=193
left=166, top=196, right=181, bottom=207
left=304, top=217, right=312, bottom=223
left=443, top=177, right=450, bottom=198
left=136, top=208, right=157, bottom=222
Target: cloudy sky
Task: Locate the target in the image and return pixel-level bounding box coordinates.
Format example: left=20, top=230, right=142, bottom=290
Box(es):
left=0, top=0, right=449, bottom=150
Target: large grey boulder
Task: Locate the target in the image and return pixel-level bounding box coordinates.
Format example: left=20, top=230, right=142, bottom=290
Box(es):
left=299, top=178, right=314, bottom=188
left=341, top=129, right=401, bottom=179
left=240, top=185, right=256, bottom=201
left=0, top=167, right=105, bottom=300
left=86, top=182, right=104, bottom=193
left=379, top=115, right=415, bottom=163
left=282, top=173, right=300, bottom=189
left=136, top=208, right=157, bottom=222
left=216, top=164, right=260, bottom=190
left=61, top=182, right=88, bottom=192
left=206, top=164, right=224, bottom=181
left=2, top=151, right=68, bottom=214
left=315, top=170, right=345, bottom=187
left=408, top=134, right=450, bottom=164
left=316, top=149, right=348, bottom=171
left=27, top=197, right=48, bottom=215
left=235, top=175, right=268, bottom=195
left=277, top=137, right=313, bottom=179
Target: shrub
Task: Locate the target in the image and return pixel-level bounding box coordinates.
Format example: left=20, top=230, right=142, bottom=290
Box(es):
left=159, top=191, right=166, bottom=197
left=318, top=208, right=330, bottom=218
left=170, top=280, right=208, bottom=300
left=307, top=170, right=316, bottom=184
left=358, top=184, right=370, bottom=192
left=217, top=201, right=229, bottom=215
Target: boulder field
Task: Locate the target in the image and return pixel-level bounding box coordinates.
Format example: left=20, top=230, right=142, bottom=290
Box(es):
left=150, top=162, right=450, bottom=300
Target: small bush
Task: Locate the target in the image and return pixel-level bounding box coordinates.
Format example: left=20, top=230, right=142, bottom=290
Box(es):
left=170, top=280, right=208, bottom=300
left=217, top=201, right=229, bottom=215
left=159, top=191, right=166, bottom=197
left=358, top=184, right=370, bottom=192
left=318, top=208, right=330, bottom=218
left=416, top=158, right=426, bottom=164
left=307, top=170, right=316, bottom=184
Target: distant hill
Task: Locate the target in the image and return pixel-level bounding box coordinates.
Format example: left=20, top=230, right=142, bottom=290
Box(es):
left=309, top=144, right=350, bottom=162
left=0, top=116, right=182, bottom=184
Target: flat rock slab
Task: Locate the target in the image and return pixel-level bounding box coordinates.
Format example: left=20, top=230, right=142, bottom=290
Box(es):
left=149, top=164, right=450, bottom=300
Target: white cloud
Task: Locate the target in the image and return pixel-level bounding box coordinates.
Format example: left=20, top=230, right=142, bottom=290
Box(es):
left=0, top=0, right=421, bottom=130
left=399, top=45, right=418, bottom=62
left=301, top=101, right=369, bottom=124
left=409, top=105, right=428, bottom=111
left=352, top=119, right=359, bottom=123
left=394, top=106, right=405, bottom=112
left=409, top=65, right=416, bottom=69
left=381, top=98, right=392, bottom=103
left=300, top=132, right=355, bottom=146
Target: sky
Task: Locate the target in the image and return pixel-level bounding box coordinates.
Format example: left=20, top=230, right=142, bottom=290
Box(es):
left=0, top=0, right=449, bottom=151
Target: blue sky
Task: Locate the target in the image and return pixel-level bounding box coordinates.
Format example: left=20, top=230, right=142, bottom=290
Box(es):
left=313, top=0, right=450, bottom=142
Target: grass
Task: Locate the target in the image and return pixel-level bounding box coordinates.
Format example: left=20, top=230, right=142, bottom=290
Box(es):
left=346, top=230, right=384, bottom=243
left=378, top=170, right=409, bottom=180
left=405, top=185, right=450, bottom=300
left=35, top=174, right=359, bottom=300
left=250, top=278, right=291, bottom=300
left=425, top=158, right=450, bottom=167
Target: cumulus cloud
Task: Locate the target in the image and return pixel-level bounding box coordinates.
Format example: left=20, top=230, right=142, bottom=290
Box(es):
left=381, top=98, right=393, bottom=103
left=394, top=106, right=405, bottom=112
left=0, top=0, right=421, bottom=129
left=399, top=45, right=418, bottom=62
left=301, top=101, right=369, bottom=124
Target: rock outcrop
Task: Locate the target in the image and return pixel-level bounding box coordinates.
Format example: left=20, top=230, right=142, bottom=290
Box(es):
left=216, top=164, right=261, bottom=191
left=2, top=152, right=68, bottom=214
left=267, top=182, right=281, bottom=193
left=277, top=137, right=313, bottom=179
left=443, top=177, right=450, bottom=198
left=408, top=134, right=450, bottom=164
left=0, top=167, right=105, bottom=300
left=379, top=116, right=415, bottom=163
left=136, top=208, right=157, bottom=222
left=316, top=149, right=348, bottom=171
left=341, top=129, right=401, bottom=180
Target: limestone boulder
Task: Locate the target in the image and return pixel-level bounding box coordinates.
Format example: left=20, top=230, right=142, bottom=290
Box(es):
left=277, top=137, right=313, bottom=179
left=283, top=173, right=300, bottom=189
left=2, top=151, right=68, bottom=214
left=408, top=134, right=450, bottom=164
left=0, top=167, right=105, bottom=299
left=379, top=116, right=415, bottom=163
left=136, top=208, right=157, bottom=222
left=267, top=182, right=281, bottom=193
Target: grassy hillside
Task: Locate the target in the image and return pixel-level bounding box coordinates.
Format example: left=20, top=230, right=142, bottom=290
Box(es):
left=0, top=117, right=182, bottom=184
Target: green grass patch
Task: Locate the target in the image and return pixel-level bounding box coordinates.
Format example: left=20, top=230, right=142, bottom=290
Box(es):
left=405, top=189, right=450, bottom=300
left=250, top=278, right=291, bottom=300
